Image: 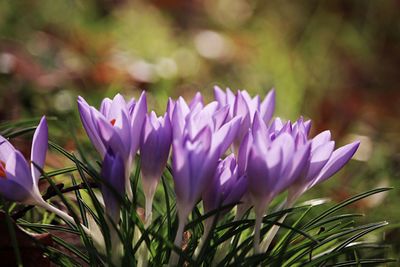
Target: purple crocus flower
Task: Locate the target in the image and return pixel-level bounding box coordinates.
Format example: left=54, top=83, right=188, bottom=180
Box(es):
left=101, top=149, right=125, bottom=224
left=0, top=117, right=90, bottom=233
left=169, top=97, right=240, bottom=265
left=214, top=86, right=275, bottom=151
left=250, top=117, right=360, bottom=253
left=0, top=116, right=48, bottom=205
left=287, top=126, right=360, bottom=205
left=246, top=112, right=311, bottom=253
left=172, top=119, right=240, bottom=222
left=267, top=117, right=359, bottom=205
left=77, top=92, right=147, bottom=199
left=140, top=111, right=172, bottom=225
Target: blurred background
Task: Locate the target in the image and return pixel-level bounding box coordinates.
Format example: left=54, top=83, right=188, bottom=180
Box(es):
left=0, top=0, right=399, bottom=255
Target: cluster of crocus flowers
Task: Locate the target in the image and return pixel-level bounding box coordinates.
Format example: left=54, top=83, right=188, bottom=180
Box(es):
left=0, top=88, right=359, bottom=265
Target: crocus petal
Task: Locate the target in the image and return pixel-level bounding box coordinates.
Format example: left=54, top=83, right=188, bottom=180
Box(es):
left=273, top=133, right=295, bottom=172
left=101, top=150, right=125, bottom=223
left=237, top=129, right=253, bottom=176
left=173, top=125, right=217, bottom=219
left=107, top=94, right=128, bottom=121
left=77, top=97, right=107, bottom=156
left=140, top=112, right=172, bottom=182
left=226, top=88, right=235, bottom=107
left=130, top=91, right=147, bottom=155
left=279, top=121, right=292, bottom=135
left=192, top=102, right=219, bottom=132
left=269, top=117, right=284, bottom=134
left=171, top=140, right=191, bottom=205
left=214, top=86, right=226, bottom=106
left=247, top=146, right=280, bottom=200
left=223, top=174, right=247, bottom=207
left=97, top=116, right=127, bottom=160
left=282, top=143, right=311, bottom=189
left=304, top=120, right=312, bottom=135
left=6, top=150, right=34, bottom=193
left=212, top=105, right=229, bottom=130
left=0, top=179, right=32, bottom=203
left=189, top=92, right=204, bottom=109
left=311, top=130, right=331, bottom=152
left=172, top=97, right=189, bottom=138
left=127, top=98, right=136, bottom=115
left=252, top=112, right=269, bottom=154
left=166, top=97, right=175, bottom=122
left=0, top=137, right=16, bottom=162
left=30, top=116, right=48, bottom=186
left=233, top=92, right=251, bottom=147
left=202, top=166, right=221, bottom=214
left=234, top=92, right=250, bottom=119
left=100, top=97, right=112, bottom=116
left=203, top=154, right=247, bottom=215
left=212, top=116, right=240, bottom=157
left=264, top=145, right=283, bottom=187
left=260, top=89, right=275, bottom=124
left=305, top=141, right=335, bottom=180
left=312, top=141, right=360, bottom=186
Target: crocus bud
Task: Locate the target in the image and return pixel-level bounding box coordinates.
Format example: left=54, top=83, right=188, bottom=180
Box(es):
left=140, top=111, right=172, bottom=225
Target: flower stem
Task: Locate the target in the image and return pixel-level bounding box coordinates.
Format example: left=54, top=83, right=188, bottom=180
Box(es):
left=144, top=194, right=154, bottom=228
left=260, top=197, right=296, bottom=253
left=260, top=214, right=287, bottom=252
left=126, top=169, right=133, bottom=201
left=194, top=217, right=213, bottom=259
left=253, top=213, right=263, bottom=254
left=137, top=196, right=154, bottom=267
left=38, top=201, right=90, bottom=235
left=253, top=199, right=271, bottom=255
left=169, top=217, right=186, bottom=266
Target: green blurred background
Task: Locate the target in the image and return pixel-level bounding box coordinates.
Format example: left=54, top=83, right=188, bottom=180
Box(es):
left=0, top=0, right=399, bottom=255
